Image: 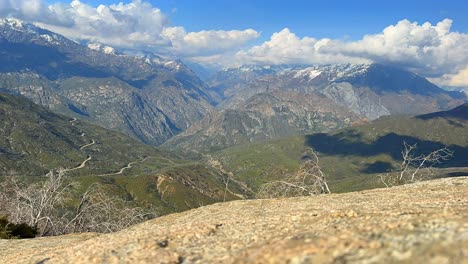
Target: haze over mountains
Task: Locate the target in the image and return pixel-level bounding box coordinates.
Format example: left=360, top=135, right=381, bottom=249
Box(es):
left=0, top=18, right=465, bottom=152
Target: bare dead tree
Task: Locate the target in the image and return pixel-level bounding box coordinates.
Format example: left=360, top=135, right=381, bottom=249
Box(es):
left=206, top=156, right=252, bottom=201
left=0, top=178, right=10, bottom=216
left=207, top=157, right=232, bottom=202
left=257, top=148, right=331, bottom=198
left=59, top=183, right=152, bottom=234
left=379, top=142, right=453, bottom=187
left=0, top=170, right=155, bottom=236
left=0, top=169, right=73, bottom=235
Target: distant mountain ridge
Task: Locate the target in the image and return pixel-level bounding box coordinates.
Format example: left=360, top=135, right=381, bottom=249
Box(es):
left=211, top=63, right=465, bottom=118
left=209, top=102, right=468, bottom=194
left=0, top=17, right=465, bottom=151
left=165, top=63, right=465, bottom=152
left=165, top=90, right=360, bottom=152
left=417, top=103, right=468, bottom=120
left=0, top=18, right=217, bottom=145
left=0, top=91, right=248, bottom=214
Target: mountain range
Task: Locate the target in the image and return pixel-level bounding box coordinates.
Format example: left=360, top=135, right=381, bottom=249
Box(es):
left=0, top=8, right=467, bottom=263
left=1, top=18, right=466, bottom=151
left=212, top=103, right=468, bottom=193
left=0, top=91, right=249, bottom=214
left=0, top=18, right=216, bottom=145
left=0, top=17, right=467, bottom=217
left=209, top=63, right=464, bottom=117
left=167, top=64, right=466, bottom=152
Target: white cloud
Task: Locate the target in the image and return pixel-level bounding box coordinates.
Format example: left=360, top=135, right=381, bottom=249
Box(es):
left=0, top=0, right=259, bottom=57
left=41, top=0, right=173, bottom=47
left=0, top=1, right=467, bottom=82
left=330, top=19, right=468, bottom=77
left=233, top=19, right=468, bottom=81
left=430, top=66, right=468, bottom=87
left=162, top=27, right=259, bottom=56
left=233, top=28, right=367, bottom=66
left=0, top=0, right=45, bottom=18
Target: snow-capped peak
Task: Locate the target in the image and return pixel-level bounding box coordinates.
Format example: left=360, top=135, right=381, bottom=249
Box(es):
left=0, top=18, right=25, bottom=29
left=87, top=43, right=116, bottom=55
left=164, top=60, right=182, bottom=71
left=293, top=68, right=322, bottom=80
left=333, top=64, right=371, bottom=79
left=226, top=63, right=373, bottom=80
left=36, top=34, right=61, bottom=45
left=280, top=64, right=372, bottom=81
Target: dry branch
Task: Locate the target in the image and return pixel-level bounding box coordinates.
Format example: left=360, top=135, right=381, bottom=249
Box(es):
left=257, top=148, right=331, bottom=198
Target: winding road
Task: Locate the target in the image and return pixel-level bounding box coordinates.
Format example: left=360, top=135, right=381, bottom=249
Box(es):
left=62, top=155, right=92, bottom=173
left=66, top=118, right=153, bottom=177
left=98, top=156, right=150, bottom=176
left=79, top=139, right=95, bottom=150
left=64, top=118, right=94, bottom=172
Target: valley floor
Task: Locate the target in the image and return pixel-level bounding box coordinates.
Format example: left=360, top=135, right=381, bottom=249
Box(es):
left=0, top=177, right=467, bottom=263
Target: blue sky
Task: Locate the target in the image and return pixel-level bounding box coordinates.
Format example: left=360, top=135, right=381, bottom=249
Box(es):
left=71, top=0, right=468, bottom=42
left=2, top=0, right=468, bottom=86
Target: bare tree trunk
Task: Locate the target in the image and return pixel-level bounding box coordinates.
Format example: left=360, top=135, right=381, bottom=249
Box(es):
left=0, top=170, right=156, bottom=237
left=380, top=142, right=453, bottom=187
left=258, top=148, right=331, bottom=198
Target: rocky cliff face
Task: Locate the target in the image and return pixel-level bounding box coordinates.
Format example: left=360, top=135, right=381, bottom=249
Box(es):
left=0, top=18, right=215, bottom=145
left=166, top=91, right=359, bottom=152
left=1, top=177, right=466, bottom=263
left=210, top=64, right=465, bottom=120
left=167, top=64, right=465, bottom=152
left=1, top=18, right=465, bottom=149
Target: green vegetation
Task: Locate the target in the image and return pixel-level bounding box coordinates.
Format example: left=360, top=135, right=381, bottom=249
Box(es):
left=73, top=163, right=246, bottom=215
left=0, top=218, right=37, bottom=239
left=0, top=92, right=176, bottom=176
left=0, top=92, right=248, bottom=215
left=212, top=104, right=468, bottom=193
left=2, top=90, right=466, bottom=217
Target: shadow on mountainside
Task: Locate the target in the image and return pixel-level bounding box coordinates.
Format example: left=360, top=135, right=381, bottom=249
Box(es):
left=0, top=43, right=111, bottom=80
left=306, top=131, right=468, bottom=173
left=415, top=103, right=468, bottom=121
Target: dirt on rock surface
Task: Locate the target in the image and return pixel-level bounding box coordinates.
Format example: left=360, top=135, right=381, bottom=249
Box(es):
left=0, top=177, right=467, bottom=263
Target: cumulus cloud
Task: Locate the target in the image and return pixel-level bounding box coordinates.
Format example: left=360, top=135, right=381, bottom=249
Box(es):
left=233, top=19, right=468, bottom=81
left=0, top=0, right=259, bottom=56
left=430, top=66, right=468, bottom=87
left=0, top=1, right=467, bottom=82
left=449, top=67, right=468, bottom=87
left=0, top=0, right=45, bottom=18
left=234, top=28, right=367, bottom=65
left=36, top=0, right=171, bottom=47
left=330, top=19, right=468, bottom=77
left=162, top=27, right=259, bottom=56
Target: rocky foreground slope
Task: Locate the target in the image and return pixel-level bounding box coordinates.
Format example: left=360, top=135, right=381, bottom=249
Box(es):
left=1, top=177, right=467, bottom=263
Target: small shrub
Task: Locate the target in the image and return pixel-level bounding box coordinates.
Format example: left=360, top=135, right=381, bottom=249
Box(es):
left=10, top=223, right=38, bottom=238
left=0, top=217, right=11, bottom=239
left=0, top=217, right=37, bottom=239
